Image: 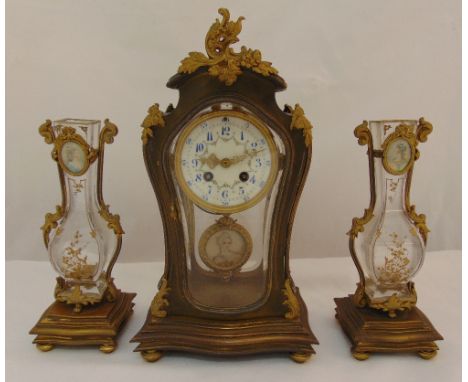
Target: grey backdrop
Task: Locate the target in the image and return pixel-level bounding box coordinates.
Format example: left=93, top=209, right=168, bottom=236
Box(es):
left=6, top=0, right=461, bottom=262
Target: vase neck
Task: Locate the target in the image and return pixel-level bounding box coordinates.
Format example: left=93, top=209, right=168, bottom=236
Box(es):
left=369, top=119, right=417, bottom=148
left=53, top=118, right=101, bottom=148
left=64, top=163, right=98, bottom=215
left=381, top=177, right=405, bottom=212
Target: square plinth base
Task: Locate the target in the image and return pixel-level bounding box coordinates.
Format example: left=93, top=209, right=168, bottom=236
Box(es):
left=30, top=292, right=136, bottom=353
left=334, top=296, right=443, bottom=360
left=131, top=293, right=318, bottom=363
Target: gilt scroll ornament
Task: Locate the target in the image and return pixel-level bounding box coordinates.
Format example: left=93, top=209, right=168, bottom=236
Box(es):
left=150, top=278, right=171, bottom=319
left=282, top=278, right=300, bottom=320
left=178, top=8, right=278, bottom=86
left=284, top=104, right=314, bottom=147
left=141, top=103, right=165, bottom=145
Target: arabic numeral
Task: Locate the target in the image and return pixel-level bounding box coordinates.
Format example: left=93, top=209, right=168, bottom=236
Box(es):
left=221, top=126, right=231, bottom=136
left=239, top=186, right=245, bottom=195
left=221, top=190, right=229, bottom=199
left=208, top=185, right=213, bottom=194
left=191, top=159, right=199, bottom=167
left=202, top=194, right=209, bottom=201
left=265, top=160, right=271, bottom=166
left=255, top=158, right=262, bottom=167
left=182, top=159, right=188, bottom=167
left=195, top=173, right=202, bottom=182
left=250, top=175, right=256, bottom=184
left=201, top=122, right=208, bottom=128
left=250, top=141, right=258, bottom=148
left=195, top=143, right=205, bottom=153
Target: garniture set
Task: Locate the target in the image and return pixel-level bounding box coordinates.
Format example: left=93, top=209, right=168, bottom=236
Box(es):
left=30, top=8, right=442, bottom=362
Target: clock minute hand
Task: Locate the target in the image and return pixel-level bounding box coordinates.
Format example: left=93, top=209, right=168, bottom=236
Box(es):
left=248, top=148, right=265, bottom=157
left=227, top=153, right=249, bottom=166
left=226, top=148, right=265, bottom=167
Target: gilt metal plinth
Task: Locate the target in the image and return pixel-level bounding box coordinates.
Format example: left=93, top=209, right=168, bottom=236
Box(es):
left=30, top=292, right=135, bottom=353
left=334, top=296, right=442, bottom=360
left=132, top=290, right=318, bottom=362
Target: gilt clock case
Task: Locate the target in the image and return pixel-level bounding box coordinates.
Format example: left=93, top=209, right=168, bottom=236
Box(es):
left=132, top=8, right=318, bottom=361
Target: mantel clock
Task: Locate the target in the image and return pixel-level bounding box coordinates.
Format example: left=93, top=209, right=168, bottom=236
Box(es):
left=131, top=8, right=318, bottom=362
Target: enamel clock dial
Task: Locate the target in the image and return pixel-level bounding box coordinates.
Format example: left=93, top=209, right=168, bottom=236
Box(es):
left=174, top=110, right=278, bottom=214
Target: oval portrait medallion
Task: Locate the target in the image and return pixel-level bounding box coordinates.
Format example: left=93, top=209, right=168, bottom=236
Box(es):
left=59, top=141, right=88, bottom=176
left=383, top=137, right=414, bottom=175
left=198, top=217, right=252, bottom=273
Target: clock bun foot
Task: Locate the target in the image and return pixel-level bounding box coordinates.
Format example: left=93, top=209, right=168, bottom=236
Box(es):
left=141, top=350, right=163, bottom=362
left=289, top=352, right=312, bottom=363
left=352, top=350, right=370, bottom=361
left=418, top=350, right=437, bottom=360
left=99, top=342, right=117, bottom=354
left=36, top=343, right=54, bottom=352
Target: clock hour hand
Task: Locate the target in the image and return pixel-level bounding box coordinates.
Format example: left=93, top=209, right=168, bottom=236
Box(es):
left=199, top=153, right=221, bottom=169
left=200, top=153, right=248, bottom=169
left=200, top=148, right=265, bottom=170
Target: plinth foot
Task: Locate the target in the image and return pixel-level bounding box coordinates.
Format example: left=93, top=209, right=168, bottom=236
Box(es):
left=142, top=350, right=163, bottom=362
left=36, top=343, right=54, bottom=352
left=352, top=350, right=370, bottom=361
left=418, top=350, right=437, bottom=360
left=99, top=343, right=116, bottom=354
left=289, top=352, right=311, bottom=363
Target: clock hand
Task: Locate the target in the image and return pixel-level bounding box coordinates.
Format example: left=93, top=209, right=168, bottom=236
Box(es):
left=227, top=148, right=265, bottom=166
left=200, top=148, right=266, bottom=170
left=199, top=153, right=221, bottom=169
left=201, top=153, right=247, bottom=169
left=248, top=148, right=265, bottom=158
left=227, top=153, right=249, bottom=166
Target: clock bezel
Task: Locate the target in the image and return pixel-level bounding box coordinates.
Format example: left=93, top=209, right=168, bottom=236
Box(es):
left=173, top=109, right=279, bottom=215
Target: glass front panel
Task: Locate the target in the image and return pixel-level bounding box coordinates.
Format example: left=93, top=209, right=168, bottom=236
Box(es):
left=172, top=103, right=284, bottom=311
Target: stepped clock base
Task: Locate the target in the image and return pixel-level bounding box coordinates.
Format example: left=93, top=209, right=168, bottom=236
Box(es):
left=334, top=296, right=443, bottom=360
left=132, top=292, right=318, bottom=362
left=30, top=292, right=136, bottom=352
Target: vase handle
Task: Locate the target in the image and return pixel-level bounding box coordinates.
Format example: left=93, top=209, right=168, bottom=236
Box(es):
left=346, top=121, right=377, bottom=302
left=97, top=119, right=124, bottom=279
left=38, top=120, right=67, bottom=249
